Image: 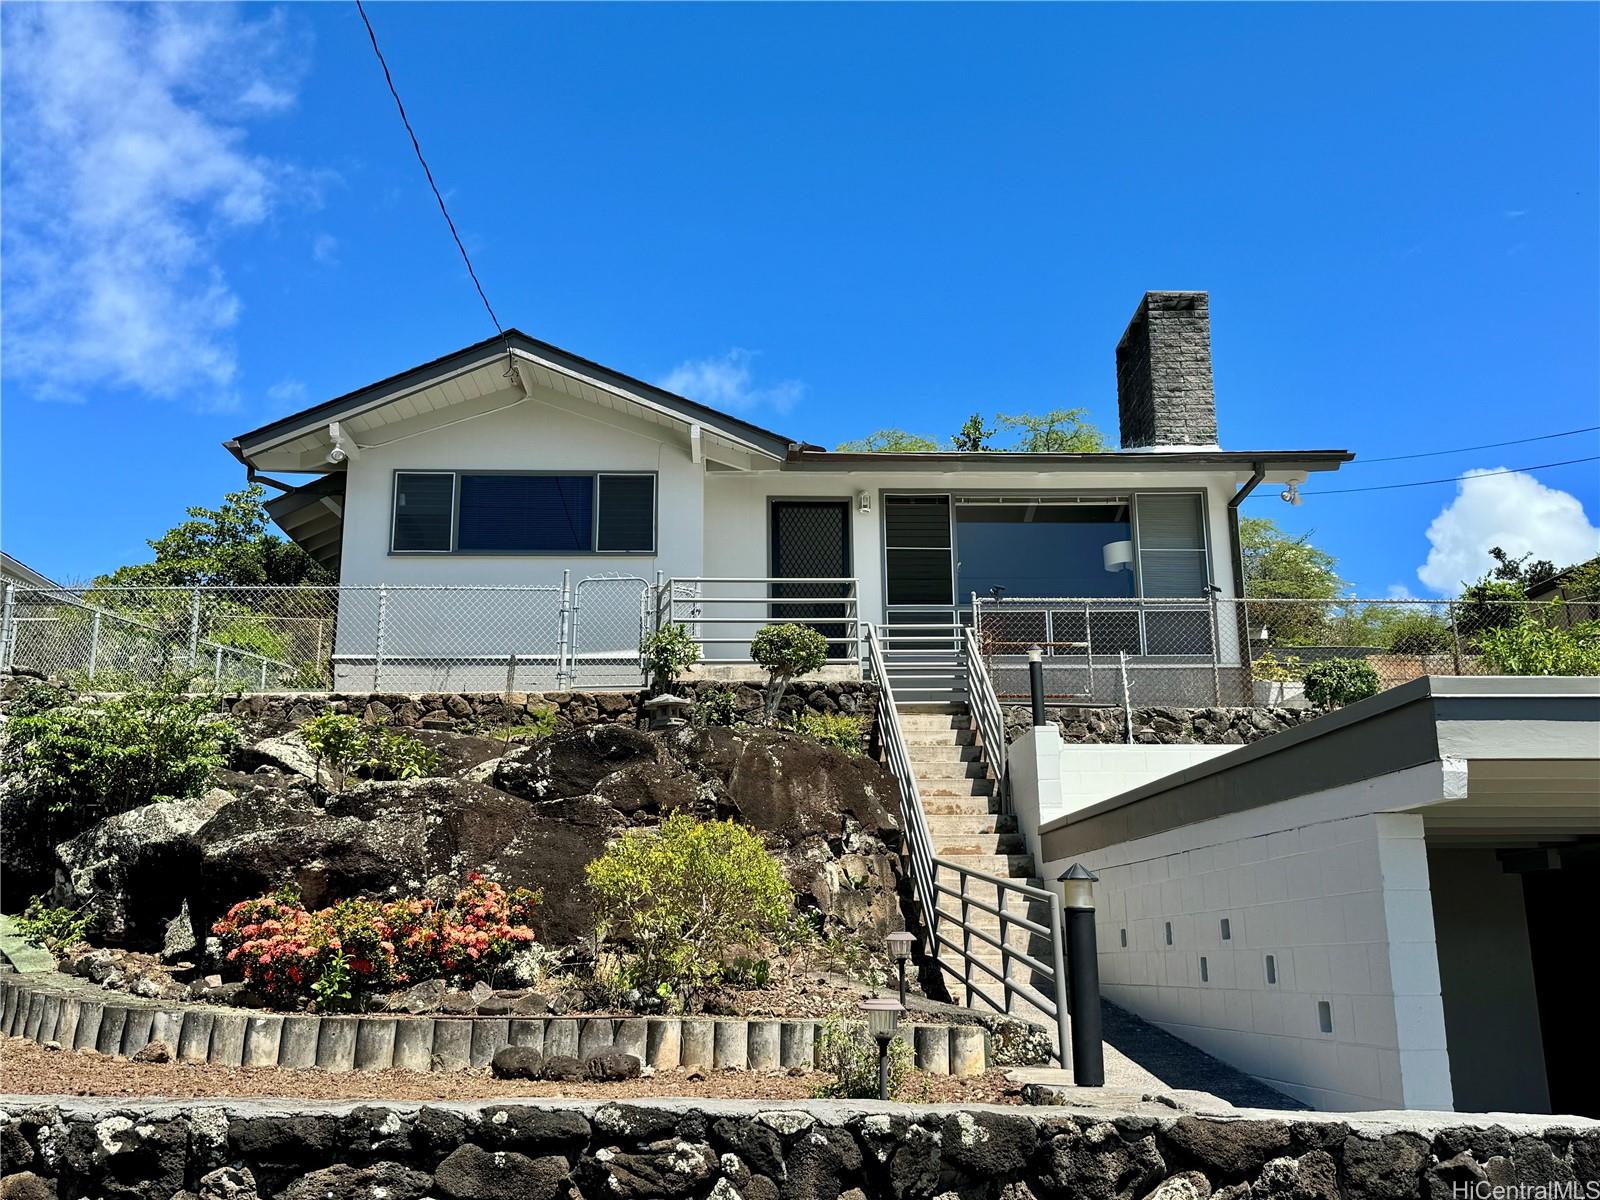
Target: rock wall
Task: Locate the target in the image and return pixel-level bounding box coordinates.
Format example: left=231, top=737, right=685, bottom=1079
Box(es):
left=219, top=681, right=878, bottom=740
left=2, top=1098, right=1593, bottom=1200
left=1004, top=705, right=1321, bottom=747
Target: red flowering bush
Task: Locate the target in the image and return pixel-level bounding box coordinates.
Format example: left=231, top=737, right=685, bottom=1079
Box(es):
left=212, top=875, right=541, bottom=1011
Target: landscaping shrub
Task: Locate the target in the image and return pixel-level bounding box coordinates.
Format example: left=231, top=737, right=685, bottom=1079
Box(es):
left=212, top=874, right=541, bottom=1010
left=1302, top=657, right=1381, bottom=709
left=1383, top=611, right=1453, bottom=655
left=788, top=710, right=867, bottom=755
left=692, top=685, right=740, bottom=728
left=586, top=814, right=794, bottom=1002
left=813, top=1011, right=914, bottom=1099
left=300, top=712, right=439, bottom=789
left=1476, top=617, right=1600, bottom=676
left=1249, top=651, right=1303, bottom=683
left=1, top=678, right=236, bottom=841
left=499, top=705, right=558, bottom=742
left=641, top=623, right=701, bottom=690
left=750, top=622, right=829, bottom=719
left=13, top=895, right=95, bottom=953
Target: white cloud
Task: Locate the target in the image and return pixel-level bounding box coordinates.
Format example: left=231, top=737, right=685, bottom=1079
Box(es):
left=1385, top=583, right=1417, bottom=600
left=1417, top=469, right=1600, bottom=594
left=266, top=379, right=307, bottom=407
left=1, top=3, right=311, bottom=408
left=659, top=349, right=803, bottom=416
left=311, top=233, right=340, bottom=265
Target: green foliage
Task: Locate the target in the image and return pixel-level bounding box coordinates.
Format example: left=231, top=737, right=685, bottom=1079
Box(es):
left=14, top=895, right=95, bottom=953
left=500, top=706, right=558, bottom=742
left=642, top=623, right=701, bottom=689
left=1476, top=617, right=1600, bottom=676
left=788, top=710, right=867, bottom=755
left=1241, top=517, right=1345, bottom=646
left=1549, top=557, right=1600, bottom=602
left=951, top=413, right=995, bottom=452
left=1383, top=611, right=1453, bottom=655
left=1485, top=546, right=1556, bottom=590
left=724, top=955, right=772, bottom=989
left=1457, top=579, right=1528, bottom=644
left=993, top=407, right=1106, bottom=453
left=1250, top=651, right=1304, bottom=683
left=301, top=713, right=439, bottom=788
left=835, top=429, right=940, bottom=452
left=207, top=613, right=292, bottom=663
left=1302, top=657, right=1381, bottom=709
left=6, top=681, right=70, bottom=720
left=692, top=685, right=740, bottom=728
left=586, top=814, right=795, bottom=1001
left=95, top=484, right=332, bottom=588
left=813, top=1011, right=914, bottom=1099
left=1, top=679, right=236, bottom=838
left=750, top=623, right=830, bottom=718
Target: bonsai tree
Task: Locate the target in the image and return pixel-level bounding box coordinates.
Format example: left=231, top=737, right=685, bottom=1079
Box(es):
left=750, top=622, right=829, bottom=720
left=641, top=623, right=701, bottom=691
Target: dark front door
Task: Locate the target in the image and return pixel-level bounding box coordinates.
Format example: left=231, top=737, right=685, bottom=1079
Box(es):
left=770, top=500, right=852, bottom=660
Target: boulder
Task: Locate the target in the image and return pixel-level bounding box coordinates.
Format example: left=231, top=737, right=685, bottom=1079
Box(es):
left=490, top=1045, right=545, bottom=1080
left=495, top=724, right=660, bottom=801
left=582, top=1049, right=643, bottom=1082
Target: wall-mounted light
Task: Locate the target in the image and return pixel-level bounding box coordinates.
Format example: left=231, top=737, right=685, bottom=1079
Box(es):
left=1279, top=481, right=1302, bottom=507
left=1102, top=540, right=1134, bottom=573
left=857, top=490, right=873, bottom=515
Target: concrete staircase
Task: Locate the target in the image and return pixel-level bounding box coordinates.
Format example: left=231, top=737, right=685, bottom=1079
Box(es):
left=901, top=703, right=1058, bottom=1024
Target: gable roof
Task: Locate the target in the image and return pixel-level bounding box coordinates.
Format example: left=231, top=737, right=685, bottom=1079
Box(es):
left=226, top=329, right=800, bottom=471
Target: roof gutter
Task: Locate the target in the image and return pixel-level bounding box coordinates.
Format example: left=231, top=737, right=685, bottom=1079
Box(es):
left=1226, top=462, right=1267, bottom=601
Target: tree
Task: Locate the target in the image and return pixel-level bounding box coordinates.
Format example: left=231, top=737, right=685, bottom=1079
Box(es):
left=993, top=408, right=1106, bottom=453
left=835, top=430, right=939, bottom=452
left=97, top=484, right=333, bottom=588
left=951, top=413, right=995, bottom=452
left=1240, top=517, right=1345, bottom=646
left=1485, top=546, right=1557, bottom=591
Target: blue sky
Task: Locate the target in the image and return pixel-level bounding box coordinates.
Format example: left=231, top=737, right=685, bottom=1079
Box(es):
left=3, top=2, right=1597, bottom=593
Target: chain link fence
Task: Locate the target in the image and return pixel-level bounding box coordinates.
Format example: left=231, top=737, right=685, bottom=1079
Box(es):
left=0, top=577, right=656, bottom=694
left=972, top=595, right=1597, bottom=708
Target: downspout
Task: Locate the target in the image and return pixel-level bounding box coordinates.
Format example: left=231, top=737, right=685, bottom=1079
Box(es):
left=1226, top=463, right=1267, bottom=601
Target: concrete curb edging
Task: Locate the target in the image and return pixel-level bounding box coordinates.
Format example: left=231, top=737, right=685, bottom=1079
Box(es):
left=0, top=974, right=991, bottom=1076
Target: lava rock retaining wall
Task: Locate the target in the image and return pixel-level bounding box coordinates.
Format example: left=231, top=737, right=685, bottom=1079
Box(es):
left=220, top=681, right=878, bottom=737
left=2, top=1098, right=1593, bottom=1200
left=1004, top=704, right=1321, bottom=746
left=0, top=975, right=986, bottom=1076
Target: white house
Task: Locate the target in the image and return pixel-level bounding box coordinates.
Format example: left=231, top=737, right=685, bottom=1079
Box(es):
left=227, top=292, right=1350, bottom=691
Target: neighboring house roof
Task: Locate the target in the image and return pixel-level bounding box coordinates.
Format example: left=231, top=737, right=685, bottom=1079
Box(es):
left=1527, top=555, right=1600, bottom=602
left=263, top=473, right=346, bottom=575
left=226, top=329, right=800, bottom=473
left=0, top=553, right=61, bottom=590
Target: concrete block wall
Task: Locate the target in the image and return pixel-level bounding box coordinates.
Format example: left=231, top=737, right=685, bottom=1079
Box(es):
left=1041, top=765, right=1457, bottom=1112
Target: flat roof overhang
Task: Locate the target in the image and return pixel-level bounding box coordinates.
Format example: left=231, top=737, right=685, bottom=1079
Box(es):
left=783, top=449, right=1353, bottom=474
left=1038, top=676, right=1600, bottom=862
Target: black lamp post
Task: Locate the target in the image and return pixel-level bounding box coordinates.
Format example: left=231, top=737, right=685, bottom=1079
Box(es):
left=887, top=931, right=916, bottom=1005
left=1028, top=646, right=1047, bottom=727
left=1059, top=863, right=1104, bottom=1087
left=860, top=996, right=903, bottom=1101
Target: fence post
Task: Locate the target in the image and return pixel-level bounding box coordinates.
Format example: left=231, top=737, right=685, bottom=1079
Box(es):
left=1209, top=592, right=1222, bottom=705
left=89, top=610, right=102, bottom=679
left=556, top=570, right=573, bottom=689
left=0, top=583, right=14, bottom=671
left=374, top=585, right=388, bottom=691
left=259, top=658, right=268, bottom=690
left=1084, top=599, right=1095, bottom=702
left=505, top=652, right=518, bottom=696
left=1119, top=651, right=1133, bottom=745
left=1447, top=600, right=1463, bottom=676
left=214, top=645, right=223, bottom=686
left=187, top=586, right=202, bottom=668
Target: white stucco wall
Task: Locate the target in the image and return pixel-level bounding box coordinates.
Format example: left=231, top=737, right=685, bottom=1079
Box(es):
left=1041, top=761, right=1457, bottom=1112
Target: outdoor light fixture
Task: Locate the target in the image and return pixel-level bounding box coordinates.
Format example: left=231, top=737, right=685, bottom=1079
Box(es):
left=1102, top=539, right=1134, bottom=573
left=857, top=489, right=873, bottom=514
left=1057, top=863, right=1104, bottom=1086
left=859, top=995, right=903, bottom=1100
left=1279, top=481, right=1302, bottom=507
left=887, top=930, right=916, bottom=1005
left=1028, top=646, right=1046, bottom=726
left=642, top=693, right=693, bottom=729
left=325, top=445, right=348, bottom=465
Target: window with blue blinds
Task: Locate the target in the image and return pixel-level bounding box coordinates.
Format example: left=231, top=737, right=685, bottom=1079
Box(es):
left=391, top=471, right=655, bottom=555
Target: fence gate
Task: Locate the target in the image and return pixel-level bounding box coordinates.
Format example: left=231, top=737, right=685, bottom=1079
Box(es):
left=570, top=576, right=651, bottom=689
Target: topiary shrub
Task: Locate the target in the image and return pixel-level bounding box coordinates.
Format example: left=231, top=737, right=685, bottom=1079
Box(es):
left=585, top=813, right=795, bottom=1004
left=641, top=623, right=701, bottom=691
left=813, top=1011, right=914, bottom=1099
left=1476, top=617, right=1600, bottom=676
left=788, top=710, right=867, bottom=755
left=1302, top=657, right=1381, bottom=709
left=750, top=622, right=829, bottom=719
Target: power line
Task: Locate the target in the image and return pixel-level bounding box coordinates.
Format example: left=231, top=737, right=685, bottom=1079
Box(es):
left=354, top=0, right=504, bottom=338
left=1349, top=425, right=1599, bottom=465
left=1300, top=456, right=1600, bottom=496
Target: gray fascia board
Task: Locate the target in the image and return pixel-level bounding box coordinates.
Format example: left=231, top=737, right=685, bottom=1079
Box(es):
left=228, top=330, right=797, bottom=464
left=785, top=450, right=1353, bottom=473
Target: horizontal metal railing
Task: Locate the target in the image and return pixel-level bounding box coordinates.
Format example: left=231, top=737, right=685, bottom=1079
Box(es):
left=657, top=576, right=861, bottom=663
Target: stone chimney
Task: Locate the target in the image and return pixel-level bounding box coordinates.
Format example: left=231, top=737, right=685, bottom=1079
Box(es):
left=1115, top=291, right=1218, bottom=449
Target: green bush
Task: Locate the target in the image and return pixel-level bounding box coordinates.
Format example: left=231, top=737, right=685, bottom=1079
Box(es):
left=1302, top=657, right=1381, bottom=709
left=813, top=1011, right=914, bottom=1099
left=586, top=814, right=795, bottom=1001
left=1383, top=612, right=1452, bottom=655
left=750, top=623, right=830, bottom=718
left=692, top=685, right=740, bottom=728
left=300, top=712, right=368, bottom=790
left=788, top=710, right=867, bottom=755
left=1456, top=579, right=1527, bottom=644
left=1250, top=651, right=1303, bottom=683
left=500, top=705, right=558, bottom=742
left=1476, top=617, right=1600, bottom=676
left=642, top=624, right=701, bottom=690
left=363, top=730, right=440, bottom=781
left=301, top=713, right=439, bottom=788
left=1, top=678, right=236, bottom=838
left=14, top=895, right=95, bottom=953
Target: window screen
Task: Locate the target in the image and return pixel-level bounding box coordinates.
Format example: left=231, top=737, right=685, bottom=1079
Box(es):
left=392, top=473, right=454, bottom=552
left=458, top=474, right=594, bottom=553
left=1135, top=493, right=1208, bottom=597
left=885, top=496, right=952, bottom=606
left=597, top=474, right=656, bottom=552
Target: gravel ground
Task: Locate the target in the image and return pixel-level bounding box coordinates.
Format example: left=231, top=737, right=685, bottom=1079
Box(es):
left=0, top=1034, right=1022, bottom=1105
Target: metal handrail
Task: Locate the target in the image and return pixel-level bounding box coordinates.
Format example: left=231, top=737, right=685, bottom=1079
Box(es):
left=962, top=624, right=1009, bottom=812
left=864, top=623, right=1071, bottom=1067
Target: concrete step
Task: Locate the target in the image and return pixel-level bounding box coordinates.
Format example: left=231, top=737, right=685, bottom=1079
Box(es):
left=920, top=789, right=997, bottom=811
left=925, top=814, right=1017, bottom=836
left=904, top=730, right=975, bottom=747
left=913, top=760, right=991, bottom=781
left=928, top=832, right=1027, bottom=857
left=932, top=852, right=1037, bottom=877
left=906, top=745, right=983, bottom=765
